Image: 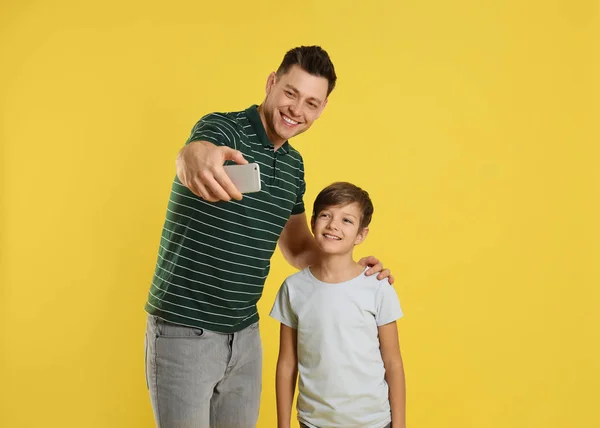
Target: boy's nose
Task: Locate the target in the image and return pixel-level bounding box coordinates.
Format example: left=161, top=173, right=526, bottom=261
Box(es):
left=327, top=221, right=339, bottom=231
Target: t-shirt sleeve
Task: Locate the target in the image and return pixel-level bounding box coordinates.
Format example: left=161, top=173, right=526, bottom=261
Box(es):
left=291, top=158, right=306, bottom=215
left=185, top=113, right=236, bottom=149
left=375, top=280, right=403, bottom=326
left=269, top=280, right=298, bottom=329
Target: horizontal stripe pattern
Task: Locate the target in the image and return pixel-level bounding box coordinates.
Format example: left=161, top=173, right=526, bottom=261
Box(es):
left=145, top=106, right=306, bottom=333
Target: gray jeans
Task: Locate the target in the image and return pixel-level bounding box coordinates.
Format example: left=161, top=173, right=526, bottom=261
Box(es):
left=300, top=424, right=391, bottom=428
left=145, top=315, right=262, bottom=428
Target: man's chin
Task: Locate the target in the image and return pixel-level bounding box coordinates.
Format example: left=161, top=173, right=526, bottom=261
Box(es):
left=279, top=126, right=305, bottom=141
left=275, top=129, right=296, bottom=141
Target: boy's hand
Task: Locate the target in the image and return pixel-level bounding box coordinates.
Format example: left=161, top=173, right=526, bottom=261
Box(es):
left=359, top=256, right=395, bottom=284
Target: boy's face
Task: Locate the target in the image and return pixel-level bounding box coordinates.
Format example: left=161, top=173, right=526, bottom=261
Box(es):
left=311, top=202, right=369, bottom=256
left=261, top=65, right=329, bottom=143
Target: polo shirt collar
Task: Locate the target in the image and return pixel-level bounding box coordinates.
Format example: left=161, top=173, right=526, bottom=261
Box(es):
left=245, top=105, right=290, bottom=154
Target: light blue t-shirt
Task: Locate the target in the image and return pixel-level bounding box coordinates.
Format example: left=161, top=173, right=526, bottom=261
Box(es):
left=270, top=267, right=403, bottom=428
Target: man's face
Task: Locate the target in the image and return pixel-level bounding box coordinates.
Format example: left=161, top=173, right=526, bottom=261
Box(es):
left=261, top=65, right=329, bottom=144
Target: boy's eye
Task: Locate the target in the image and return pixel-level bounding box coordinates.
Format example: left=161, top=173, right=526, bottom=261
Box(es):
left=344, top=218, right=353, bottom=224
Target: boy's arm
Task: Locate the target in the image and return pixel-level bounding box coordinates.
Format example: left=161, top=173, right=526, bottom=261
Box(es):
left=276, top=324, right=298, bottom=428
left=379, top=321, right=406, bottom=428
left=278, top=213, right=394, bottom=283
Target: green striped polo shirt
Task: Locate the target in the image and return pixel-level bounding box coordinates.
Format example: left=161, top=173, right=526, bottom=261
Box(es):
left=145, top=105, right=306, bottom=333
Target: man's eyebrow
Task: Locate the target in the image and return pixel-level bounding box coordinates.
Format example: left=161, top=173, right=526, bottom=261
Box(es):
left=284, top=84, right=323, bottom=104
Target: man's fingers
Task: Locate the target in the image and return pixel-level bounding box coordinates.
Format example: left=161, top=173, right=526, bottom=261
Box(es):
left=358, top=256, right=379, bottom=269
left=201, top=171, right=233, bottom=201
left=186, top=167, right=239, bottom=202
left=192, top=177, right=219, bottom=202
left=183, top=173, right=203, bottom=198
left=204, top=188, right=219, bottom=202
left=366, top=256, right=380, bottom=266
left=213, top=169, right=243, bottom=201
left=363, top=258, right=383, bottom=276
left=221, top=147, right=248, bottom=165
left=376, top=269, right=392, bottom=281
left=180, top=144, right=246, bottom=202
left=366, top=261, right=384, bottom=276
left=232, top=151, right=248, bottom=165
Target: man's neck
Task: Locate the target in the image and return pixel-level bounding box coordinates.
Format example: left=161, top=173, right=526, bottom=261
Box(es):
left=257, top=104, right=286, bottom=151
left=310, top=254, right=364, bottom=284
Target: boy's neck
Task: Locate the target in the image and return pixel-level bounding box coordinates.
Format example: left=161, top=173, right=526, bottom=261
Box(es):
left=310, top=253, right=364, bottom=284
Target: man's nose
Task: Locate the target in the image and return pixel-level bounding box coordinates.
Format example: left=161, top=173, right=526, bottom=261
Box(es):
left=289, top=100, right=302, bottom=117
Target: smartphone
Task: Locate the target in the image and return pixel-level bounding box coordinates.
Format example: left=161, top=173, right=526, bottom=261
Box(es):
left=223, top=163, right=262, bottom=194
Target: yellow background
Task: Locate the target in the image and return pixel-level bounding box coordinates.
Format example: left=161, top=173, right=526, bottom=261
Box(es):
left=1, top=0, right=598, bottom=427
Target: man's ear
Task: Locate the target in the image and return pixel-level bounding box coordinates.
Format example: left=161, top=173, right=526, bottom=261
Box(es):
left=265, top=72, right=277, bottom=95
left=354, top=227, right=369, bottom=245
left=315, top=97, right=328, bottom=119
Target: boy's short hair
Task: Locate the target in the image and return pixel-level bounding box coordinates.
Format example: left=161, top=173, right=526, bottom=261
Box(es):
left=277, top=46, right=337, bottom=96
left=312, top=182, right=374, bottom=230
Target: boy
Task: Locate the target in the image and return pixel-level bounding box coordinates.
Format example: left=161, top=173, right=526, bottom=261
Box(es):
left=270, top=182, right=406, bottom=428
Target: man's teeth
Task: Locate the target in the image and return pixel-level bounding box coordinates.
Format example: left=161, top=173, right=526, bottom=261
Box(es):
left=282, top=115, right=299, bottom=125
left=324, top=234, right=341, bottom=240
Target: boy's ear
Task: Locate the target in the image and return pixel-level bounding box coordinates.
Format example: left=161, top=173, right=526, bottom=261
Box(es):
left=310, top=216, right=315, bottom=233
left=354, top=227, right=369, bottom=245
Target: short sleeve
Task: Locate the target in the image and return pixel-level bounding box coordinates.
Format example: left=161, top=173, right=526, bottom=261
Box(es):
left=185, top=113, right=236, bottom=149
left=269, top=281, right=298, bottom=329
left=291, top=160, right=306, bottom=215
left=375, top=280, right=403, bottom=326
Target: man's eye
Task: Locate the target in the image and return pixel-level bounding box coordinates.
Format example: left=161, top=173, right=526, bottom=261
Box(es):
left=308, top=103, right=318, bottom=109
left=285, top=91, right=294, bottom=98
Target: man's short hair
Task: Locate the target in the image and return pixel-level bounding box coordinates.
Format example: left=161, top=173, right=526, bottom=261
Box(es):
left=277, top=46, right=337, bottom=96
left=312, top=182, right=374, bottom=230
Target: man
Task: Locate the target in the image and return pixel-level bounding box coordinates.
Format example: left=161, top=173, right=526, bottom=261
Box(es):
left=144, top=46, right=394, bottom=428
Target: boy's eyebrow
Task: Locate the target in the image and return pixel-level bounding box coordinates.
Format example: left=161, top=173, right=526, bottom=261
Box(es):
left=341, top=211, right=359, bottom=219
left=284, top=84, right=323, bottom=104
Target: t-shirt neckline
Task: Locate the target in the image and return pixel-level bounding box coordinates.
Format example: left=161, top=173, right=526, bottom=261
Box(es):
left=306, top=266, right=369, bottom=286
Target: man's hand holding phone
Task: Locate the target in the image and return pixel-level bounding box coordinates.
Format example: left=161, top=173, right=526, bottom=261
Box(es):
left=176, top=141, right=248, bottom=202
